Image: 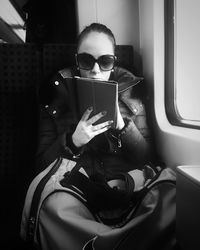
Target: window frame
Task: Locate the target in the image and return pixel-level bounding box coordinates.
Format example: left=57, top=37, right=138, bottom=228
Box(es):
left=164, top=0, right=200, bottom=129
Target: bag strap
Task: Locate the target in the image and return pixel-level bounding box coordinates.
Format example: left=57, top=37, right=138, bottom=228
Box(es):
left=27, top=157, right=63, bottom=243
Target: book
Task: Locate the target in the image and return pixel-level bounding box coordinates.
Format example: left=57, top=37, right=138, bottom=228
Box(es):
left=64, top=76, right=118, bottom=128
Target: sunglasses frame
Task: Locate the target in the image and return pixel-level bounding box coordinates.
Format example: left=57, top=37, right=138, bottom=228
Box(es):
left=75, top=53, right=117, bottom=71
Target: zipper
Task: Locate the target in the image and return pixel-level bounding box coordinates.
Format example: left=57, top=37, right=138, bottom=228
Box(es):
left=118, top=79, right=142, bottom=94
left=110, top=132, right=122, bottom=148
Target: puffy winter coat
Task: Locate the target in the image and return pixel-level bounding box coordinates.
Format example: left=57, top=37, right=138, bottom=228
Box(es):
left=36, top=66, right=156, bottom=174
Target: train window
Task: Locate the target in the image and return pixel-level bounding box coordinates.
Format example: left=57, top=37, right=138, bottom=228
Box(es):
left=165, top=0, right=200, bottom=129
left=0, top=0, right=26, bottom=43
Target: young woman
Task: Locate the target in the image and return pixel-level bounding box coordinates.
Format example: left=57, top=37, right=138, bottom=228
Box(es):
left=34, top=23, right=159, bottom=249
left=36, top=23, right=156, bottom=173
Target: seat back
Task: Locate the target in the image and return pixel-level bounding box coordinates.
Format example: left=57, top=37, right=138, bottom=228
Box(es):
left=0, top=43, right=41, bottom=248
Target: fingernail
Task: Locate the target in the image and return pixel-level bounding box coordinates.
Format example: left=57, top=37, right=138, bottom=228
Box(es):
left=88, top=106, right=93, bottom=111
left=109, top=120, right=113, bottom=124
left=102, top=111, right=107, bottom=116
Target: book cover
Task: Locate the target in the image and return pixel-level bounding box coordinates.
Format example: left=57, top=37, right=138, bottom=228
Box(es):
left=65, top=76, right=118, bottom=128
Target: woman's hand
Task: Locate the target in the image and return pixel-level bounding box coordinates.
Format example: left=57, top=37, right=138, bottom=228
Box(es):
left=72, top=107, right=113, bottom=147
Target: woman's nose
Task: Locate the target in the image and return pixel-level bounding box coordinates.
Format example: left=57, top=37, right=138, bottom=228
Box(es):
left=91, top=62, right=101, bottom=73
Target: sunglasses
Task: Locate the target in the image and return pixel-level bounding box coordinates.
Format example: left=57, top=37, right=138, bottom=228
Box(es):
left=76, top=53, right=117, bottom=71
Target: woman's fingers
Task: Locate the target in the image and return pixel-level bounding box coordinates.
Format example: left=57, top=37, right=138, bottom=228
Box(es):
left=87, top=111, right=107, bottom=125
left=73, top=116, right=113, bottom=147
left=81, top=107, right=93, bottom=121
left=92, top=120, right=113, bottom=131
left=75, top=108, right=113, bottom=146
left=93, top=125, right=112, bottom=136
left=81, top=108, right=112, bottom=127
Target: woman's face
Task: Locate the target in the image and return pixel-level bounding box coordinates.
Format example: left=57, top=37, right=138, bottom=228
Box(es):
left=77, top=31, right=114, bottom=81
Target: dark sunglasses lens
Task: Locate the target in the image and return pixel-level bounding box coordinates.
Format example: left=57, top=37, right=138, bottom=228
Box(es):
left=77, top=54, right=94, bottom=70
left=99, top=55, right=115, bottom=71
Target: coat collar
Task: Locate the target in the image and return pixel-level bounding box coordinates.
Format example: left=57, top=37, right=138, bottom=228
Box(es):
left=67, top=66, right=144, bottom=93
left=110, top=66, right=144, bottom=93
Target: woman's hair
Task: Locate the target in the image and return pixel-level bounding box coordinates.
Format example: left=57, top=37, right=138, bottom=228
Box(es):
left=77, top=23, right=116, bottom=51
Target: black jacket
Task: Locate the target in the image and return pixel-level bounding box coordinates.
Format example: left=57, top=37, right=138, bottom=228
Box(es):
left=36, top=67, right=156, bottom=173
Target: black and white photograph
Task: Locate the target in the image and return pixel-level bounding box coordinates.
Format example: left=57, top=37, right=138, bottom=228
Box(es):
left=0, top=0, right=200, bottom=249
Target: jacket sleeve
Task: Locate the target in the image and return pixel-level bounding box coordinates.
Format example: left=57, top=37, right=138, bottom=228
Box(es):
left=108, top=92, right=156, bottom=166
left=35, top=70, right=82, bottom=173
left=120, top=116, right=153, bottom=164
left=35, top=107, right=67, bottom=173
